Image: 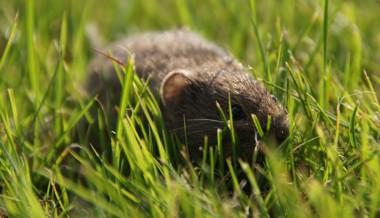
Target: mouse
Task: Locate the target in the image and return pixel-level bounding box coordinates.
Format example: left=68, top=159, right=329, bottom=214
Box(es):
left=87, top=29, right=289, bottom=161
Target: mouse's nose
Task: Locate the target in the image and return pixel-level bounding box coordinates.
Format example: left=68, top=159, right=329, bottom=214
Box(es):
left=272, top=115, right=289, bottom=144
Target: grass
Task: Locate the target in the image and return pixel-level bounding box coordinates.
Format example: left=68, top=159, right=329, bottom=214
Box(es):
left=1, top=0, right=380, bottom=217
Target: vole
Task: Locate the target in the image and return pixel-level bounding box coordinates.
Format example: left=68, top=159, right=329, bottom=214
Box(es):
left=88, top=29, right=289, bottom=160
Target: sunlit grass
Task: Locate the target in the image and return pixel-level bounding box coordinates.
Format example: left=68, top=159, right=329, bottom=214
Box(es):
left=0, top=0, right=379, bottom=217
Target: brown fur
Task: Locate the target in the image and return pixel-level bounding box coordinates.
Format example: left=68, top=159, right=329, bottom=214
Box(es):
left=88, top=29, right=289, bottom=160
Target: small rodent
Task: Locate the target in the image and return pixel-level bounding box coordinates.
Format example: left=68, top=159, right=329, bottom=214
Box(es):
left=88, top=29, right=289, bottom=160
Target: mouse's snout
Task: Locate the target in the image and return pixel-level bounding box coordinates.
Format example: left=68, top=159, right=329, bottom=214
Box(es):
left=273, top=115, right=289, bottom=144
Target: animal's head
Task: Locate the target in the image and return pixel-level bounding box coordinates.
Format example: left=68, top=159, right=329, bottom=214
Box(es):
left=160, top=67, right=289, bottom=160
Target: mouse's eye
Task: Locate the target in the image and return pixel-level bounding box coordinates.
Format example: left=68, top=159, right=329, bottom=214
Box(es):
left=231, top=104, right=245, bottom=120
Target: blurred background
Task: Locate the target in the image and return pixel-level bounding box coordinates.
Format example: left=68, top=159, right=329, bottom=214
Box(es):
left=1, top=0, right=379, bottom=87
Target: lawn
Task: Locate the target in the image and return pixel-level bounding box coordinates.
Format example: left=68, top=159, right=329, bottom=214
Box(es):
left=0, top=0, right=379, bottom=217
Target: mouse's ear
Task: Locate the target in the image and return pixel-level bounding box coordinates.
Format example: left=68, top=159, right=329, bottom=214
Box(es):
left=161, top=70, right=192, bottom=106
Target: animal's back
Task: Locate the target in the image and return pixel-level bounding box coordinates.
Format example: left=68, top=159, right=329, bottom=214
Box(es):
left=89, top=29, right=232, bottom=95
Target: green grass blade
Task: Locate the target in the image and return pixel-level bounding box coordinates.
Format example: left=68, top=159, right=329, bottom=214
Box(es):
left=26, top=0, right=38, bottom=101
left=320, top=0, right=329, bottom=109
left=0, top=11, right=18, bottom=70
left=249, top=0, right=270, bottom=81
left=114, top=57, right=135, bottom=169
left=348, top=103, right=359, bottom=148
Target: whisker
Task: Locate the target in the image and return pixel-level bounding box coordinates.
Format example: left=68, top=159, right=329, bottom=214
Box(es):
left=185, top=118, right=224, bottom=124
left=172, top=123, right=222, bottom=132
